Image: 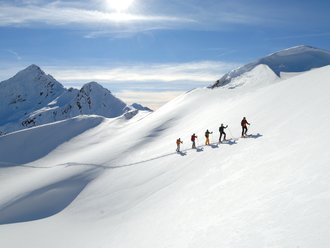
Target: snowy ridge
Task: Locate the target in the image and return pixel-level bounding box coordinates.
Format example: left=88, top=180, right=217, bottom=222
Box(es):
left=218, top=64, right=280, bottom=89
left=0, top=65, right=151, bottom=134
left=211, top=45, right=330, bottom=88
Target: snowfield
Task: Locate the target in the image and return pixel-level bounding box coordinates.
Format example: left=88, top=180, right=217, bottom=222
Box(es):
left=1, top=63, right=330, bottom=246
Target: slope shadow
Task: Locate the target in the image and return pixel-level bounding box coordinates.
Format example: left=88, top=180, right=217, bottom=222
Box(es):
left=134, top=118, right=177, bottom=147
left=0, top=168, right=100, bottom=225
left=0, top=117, right=103, bottom=165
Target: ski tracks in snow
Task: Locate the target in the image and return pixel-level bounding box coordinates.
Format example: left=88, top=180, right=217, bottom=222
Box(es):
left=0, top=133, right=262, bottom=224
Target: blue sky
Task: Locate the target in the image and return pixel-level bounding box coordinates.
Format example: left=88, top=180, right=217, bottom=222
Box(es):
left=1, top=0, right=330, bottom=108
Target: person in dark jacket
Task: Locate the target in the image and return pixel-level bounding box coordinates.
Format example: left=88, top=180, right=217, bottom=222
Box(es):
left=219, top=124, right=228, bottom=143
left=191, top=133, right=198, bottom=149
left=205, top=129, right=213, bottom=145
left=241, top=117, right=250, bottom=137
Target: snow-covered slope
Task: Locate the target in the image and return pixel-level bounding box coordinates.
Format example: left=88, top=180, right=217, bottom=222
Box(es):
left=218, top=64, right=280, bottom=89
left=0, top=65, right=150, bottom=134
left=211, top=45, right=330, bottom=88
left=0, top=116, right=104, bottom=165
left=0, top=60, right=330, bottom=247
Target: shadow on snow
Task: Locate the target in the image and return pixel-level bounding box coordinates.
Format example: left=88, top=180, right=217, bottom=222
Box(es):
left=0, top=168, right=100, bottom=225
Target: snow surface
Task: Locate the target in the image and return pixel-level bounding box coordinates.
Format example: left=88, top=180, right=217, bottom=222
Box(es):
left=1, top=62, right=330, bottom=247
left=0, top=116, right=104, bottom=165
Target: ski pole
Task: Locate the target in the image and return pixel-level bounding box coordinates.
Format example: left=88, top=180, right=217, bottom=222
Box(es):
left=228, top=126, right=235, bottom=139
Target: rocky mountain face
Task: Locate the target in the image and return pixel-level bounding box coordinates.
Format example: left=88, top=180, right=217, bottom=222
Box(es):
left=0, top=65, right=151, bottom=134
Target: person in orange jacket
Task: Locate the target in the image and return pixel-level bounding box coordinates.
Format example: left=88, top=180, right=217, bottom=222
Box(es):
left=205, top=129, right=213, bottom=145
left=241, top=117, right=250, bottom=137
left=176, top=138, right=183, bottom=152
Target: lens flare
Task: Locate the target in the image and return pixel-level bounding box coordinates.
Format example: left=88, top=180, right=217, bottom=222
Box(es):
left=106, top=0, right=135, bottom=12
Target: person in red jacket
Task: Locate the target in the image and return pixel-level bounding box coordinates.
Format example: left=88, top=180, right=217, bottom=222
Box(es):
left=191, top=133, right=198, bottom=149
left=241, top=117, right=250, bottom=137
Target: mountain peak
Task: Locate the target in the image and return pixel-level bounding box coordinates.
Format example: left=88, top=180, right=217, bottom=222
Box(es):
left=26, top=64, right=42, bottom=70
left=82, top=81, right=110, bottom=92
left=19, top=64, right=45, bottom=76
left=269, top=45, right=328, bottom=57
left=5, top=64, right=53, bottom=86
left=211, top=45, right=330, bottom=88
left=80, top=82, right=113, bottom=98
left=257, top=45, right=330, bottom=75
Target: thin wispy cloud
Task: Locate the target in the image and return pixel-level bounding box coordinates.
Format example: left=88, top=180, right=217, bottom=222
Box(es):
left=45, top=61, right=239, bottom=84
left=0, top=60, right=239, bottom=89
left=0, top=0, right=277, bottom=36
left=0, top=4, right=190, bottom=26
left=4, top=50, right=22, bottom=60
left=44, top=60, right=240, bottom=109
left=267, top=32, right=330, bottom=41
left=203, top=48, right=238, bottom=58
left=116, top=90, right=184, bottom=110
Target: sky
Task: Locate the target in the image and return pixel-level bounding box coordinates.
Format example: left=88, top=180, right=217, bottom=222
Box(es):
left=0, top=0, right=330, bottom=109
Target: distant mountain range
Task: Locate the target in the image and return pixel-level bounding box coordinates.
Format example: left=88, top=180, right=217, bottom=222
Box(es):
left=0, top=65, right=151, bottom=135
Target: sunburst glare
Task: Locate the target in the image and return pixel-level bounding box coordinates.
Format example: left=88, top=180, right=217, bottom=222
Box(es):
left=106, top=0, right=135, bottom=12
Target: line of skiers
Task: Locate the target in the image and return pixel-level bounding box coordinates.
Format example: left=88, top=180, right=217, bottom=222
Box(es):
left=176, top=117, right=250, bottom=152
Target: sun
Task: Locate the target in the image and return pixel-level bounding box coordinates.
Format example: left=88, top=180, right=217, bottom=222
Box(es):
left=106, top=0, right=135, bottom=12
